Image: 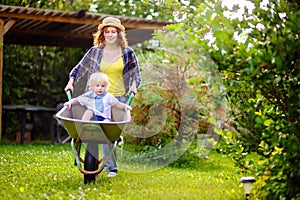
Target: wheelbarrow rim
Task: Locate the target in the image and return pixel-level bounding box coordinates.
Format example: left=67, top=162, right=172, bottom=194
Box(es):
left=55, top=106, right=131, bottom=125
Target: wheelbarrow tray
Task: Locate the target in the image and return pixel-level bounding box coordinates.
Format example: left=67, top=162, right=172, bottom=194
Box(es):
left=55, top=104, right=131, bottom=143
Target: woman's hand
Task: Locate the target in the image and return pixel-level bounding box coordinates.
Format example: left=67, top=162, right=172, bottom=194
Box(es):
left=64, top=79, right=74, bottom=93
left=128, top=81, right=137, bottom=94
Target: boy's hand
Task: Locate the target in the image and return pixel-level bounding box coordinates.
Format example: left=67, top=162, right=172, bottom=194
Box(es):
left=125, top=105, right=132, bottom=111
left=64, top=101, right=72, bottom=109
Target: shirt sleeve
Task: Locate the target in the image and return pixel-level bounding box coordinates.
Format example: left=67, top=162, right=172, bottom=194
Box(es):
left=108, top=93, right=119, bottom=106
left=69, top=47, right=92, bottom=81
left=128, top=47, right=141, bottom=88
left=69, top=47, right=103, bottom=85
left=122, top=47, right=142, bottom=91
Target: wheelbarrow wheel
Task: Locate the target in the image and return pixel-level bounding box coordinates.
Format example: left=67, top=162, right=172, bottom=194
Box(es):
left=84, top=142, right=98, bottom=184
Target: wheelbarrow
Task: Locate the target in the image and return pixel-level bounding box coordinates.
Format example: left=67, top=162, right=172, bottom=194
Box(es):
left=55, top=91, right=134, bottom=184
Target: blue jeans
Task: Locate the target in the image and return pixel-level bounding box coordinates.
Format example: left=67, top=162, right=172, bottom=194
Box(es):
left=102, top=95, right=126, bottom=172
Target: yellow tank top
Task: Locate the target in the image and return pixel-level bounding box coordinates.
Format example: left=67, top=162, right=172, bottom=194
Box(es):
left=100, top=52, right=125, bottom=96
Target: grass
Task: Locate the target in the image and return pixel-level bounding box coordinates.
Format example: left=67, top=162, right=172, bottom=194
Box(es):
left=0, top=143, right=246, bottom=199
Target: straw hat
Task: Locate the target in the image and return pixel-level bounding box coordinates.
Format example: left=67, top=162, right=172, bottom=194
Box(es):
left=98, top=17, right=125, bottom=32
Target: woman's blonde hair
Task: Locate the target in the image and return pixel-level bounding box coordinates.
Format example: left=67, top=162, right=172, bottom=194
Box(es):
left=88, top=72, right=110, bottom=90
left=93, top=26, right=128, bottom=48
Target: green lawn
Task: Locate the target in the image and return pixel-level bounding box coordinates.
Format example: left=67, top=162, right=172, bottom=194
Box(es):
left=0, top=143, right=246, bottom=199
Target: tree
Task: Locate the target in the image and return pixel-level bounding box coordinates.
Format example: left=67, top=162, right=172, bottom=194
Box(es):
left=161, top=0, right=300, bottom=198
left=11, top=0, right=174, bottom=20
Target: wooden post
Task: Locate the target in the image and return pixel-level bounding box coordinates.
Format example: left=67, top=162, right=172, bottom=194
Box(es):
left=0, top=19, right=4, bottom=140
left=0, top=19, right=15, bottom=140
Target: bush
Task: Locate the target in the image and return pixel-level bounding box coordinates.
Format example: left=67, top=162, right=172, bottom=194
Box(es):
left=164, top=0, right=300, bottom=198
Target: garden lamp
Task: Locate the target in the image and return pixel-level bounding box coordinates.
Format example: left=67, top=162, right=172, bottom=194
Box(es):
left=240, top=176, right=256, bottom=199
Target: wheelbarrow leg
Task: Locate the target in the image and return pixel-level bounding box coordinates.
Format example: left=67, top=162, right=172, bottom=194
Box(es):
left=74, top=138, right=81, bottom=166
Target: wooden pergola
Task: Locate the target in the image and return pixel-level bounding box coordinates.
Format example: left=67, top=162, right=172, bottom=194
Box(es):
left=0, top=5, right=172, bottom=139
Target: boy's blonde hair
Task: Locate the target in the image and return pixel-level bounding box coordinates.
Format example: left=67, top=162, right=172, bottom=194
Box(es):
left=88, top=72, right=110, bottom=90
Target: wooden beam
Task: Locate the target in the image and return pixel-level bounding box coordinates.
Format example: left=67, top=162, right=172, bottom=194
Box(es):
left=0, top=11, right=102, bottom=26
left=0, top=7, right=169, bottom=29
left=4, top=19, right=15, bottom=34
left=0, top=19, right=15, bottom=140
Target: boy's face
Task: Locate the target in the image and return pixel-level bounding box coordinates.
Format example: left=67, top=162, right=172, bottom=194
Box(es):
left=92, top=80, right=107, bottom=95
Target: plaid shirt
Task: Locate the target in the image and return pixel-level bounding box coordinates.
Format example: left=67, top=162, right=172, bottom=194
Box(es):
left=69, top=46, right=141, bottom=94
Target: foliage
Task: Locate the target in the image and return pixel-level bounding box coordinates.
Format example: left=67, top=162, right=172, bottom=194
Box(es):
left=127, top=84, right=180, bottom=147
left=5, top=46, right=67, bottom=106
left=0, top=143, right=244, bottom=199
left=2, top=45, right=86, bottom=137
left=3, top=0, right=174, bottom=20
left=162, top=0, right=300, bottom=199
left=125, top=27, right=225, bottom=152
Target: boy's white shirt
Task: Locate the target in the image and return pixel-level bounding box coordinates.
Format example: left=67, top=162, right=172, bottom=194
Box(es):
left=76, top=91, right=119, bottom=119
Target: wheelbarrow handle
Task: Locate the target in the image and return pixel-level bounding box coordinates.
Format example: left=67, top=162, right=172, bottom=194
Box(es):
left=126, top=92, right=135, bottom=105
left=66, top=89, right=72, bottom=101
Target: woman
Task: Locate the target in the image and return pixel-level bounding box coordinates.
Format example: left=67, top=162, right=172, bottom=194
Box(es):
left=64, top=17, right=141, bottom=177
